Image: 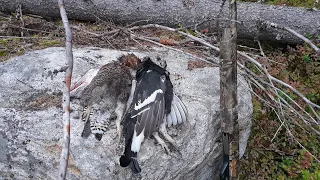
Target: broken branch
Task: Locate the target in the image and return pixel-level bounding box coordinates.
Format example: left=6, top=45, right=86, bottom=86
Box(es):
left=57, top=0, right=74, bottom=179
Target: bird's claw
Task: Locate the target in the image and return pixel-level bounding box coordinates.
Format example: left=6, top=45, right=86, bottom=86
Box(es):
left=153, top=132, right=170, bottom=154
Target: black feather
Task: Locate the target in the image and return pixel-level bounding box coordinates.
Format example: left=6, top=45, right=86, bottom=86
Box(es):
left=120, top=119, right=136, bottom=167
left=120, top=57, right=173, bottom=173
left=131, top=157, right=141, bottom=173
left=94, top=133, right=102, bottom=141
left=81, top=119, right=91, bottom=138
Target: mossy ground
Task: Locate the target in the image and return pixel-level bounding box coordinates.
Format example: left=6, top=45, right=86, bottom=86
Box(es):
left=243, top=0, right=320, bottom=8
left=265, top=0, right=320, bottom=8
left=238, top=1, right=320, bottom=179
left=239, top=41, right=320, bottom=179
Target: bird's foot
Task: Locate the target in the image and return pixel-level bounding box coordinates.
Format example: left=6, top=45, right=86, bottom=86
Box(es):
left=153, top=132, right=170, bottom=154
left=115, top=120, right=122, bottom=144
left=159, top=121, right=179, bottom=150
left=115, top=101, right=125, bottom=144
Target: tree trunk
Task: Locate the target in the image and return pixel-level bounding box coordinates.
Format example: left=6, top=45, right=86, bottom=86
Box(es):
left=1, top=0, right=319, bottom=44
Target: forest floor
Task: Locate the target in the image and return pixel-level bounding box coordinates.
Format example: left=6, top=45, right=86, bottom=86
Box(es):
left=239, top=1, right=320, bottom=179
left=1, top=3, right=320, bottom=179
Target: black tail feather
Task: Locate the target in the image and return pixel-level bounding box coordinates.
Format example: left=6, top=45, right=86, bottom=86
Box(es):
left=120, top=120, right=142, bottom=173
left=131, top=154, right=141, bottom=173
left=81, top=119, right=91, bottom=138
left=94, top=133, right=102, bottom=141
left=120, top=139, right=132, bottom=167
left=119, top=155, right=131, bottom=167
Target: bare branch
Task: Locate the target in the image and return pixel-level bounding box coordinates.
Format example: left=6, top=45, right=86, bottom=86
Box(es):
left=312, top=0, right=319, bottom=9
left=131, top=34, right=218, bottom=65
left=0, top=36, right=52, bottom=39
left=8, top=24, right=55, bottom=34
left=261, top=21, right=320, bottom=54
left=57, top=0, right=73, bottom=179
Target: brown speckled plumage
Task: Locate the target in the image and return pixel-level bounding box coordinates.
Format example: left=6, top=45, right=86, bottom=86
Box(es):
left=80, top=53, right=142, bottom=140
left=80, top=62, right=132, bottom=106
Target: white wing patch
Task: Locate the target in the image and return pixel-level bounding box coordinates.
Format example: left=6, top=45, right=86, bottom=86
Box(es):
left=131, top=128, right=145, bottom=152
left=131, top=107, right=150, bottom=118
left=134, top=89, right=163, bottom=110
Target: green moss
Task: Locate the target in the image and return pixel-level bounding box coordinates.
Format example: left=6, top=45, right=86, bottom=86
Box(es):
left=241, top=0, right=320, bottom=8
left=266, top=0, right=320, bottom=8
left=241, top=41, right=320, bottom=179
left=252, top=98, right=263, bottom=120
left=39, top=39, right=60, bottom=47
left=0, top=39, right=8, bottom=46
left=0, top=50, right=7, bottom=57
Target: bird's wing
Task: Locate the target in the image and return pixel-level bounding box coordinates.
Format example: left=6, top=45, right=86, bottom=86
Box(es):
left=132, top=85, right=166, bottom=138
left=129, top=71, right=167, bottom=153
left=166, top=94, right=188, bottom=127
left=70, top=68, right=99, bottom=98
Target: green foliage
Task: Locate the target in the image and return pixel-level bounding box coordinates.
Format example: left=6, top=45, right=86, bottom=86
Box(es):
left=39, top=39, right=60, bottom=47
left=177, top=24, right=197, bottom=36
left=305, top=33, right=314, bottom=40
left=241, top=0, right=320, bottom=8
left=0, top=49, right=7, bottom=57
left=276, top=90, right=298, bottom=102
left=266, top=0, right=320, bottom=8
left=306, top=92, right=320, bottom=104
left=303, top=55, right=311, bottom=63
left=279, top=150, right=320, bottom=179
left=0, top=14, right=64, bottom=61
left=240, top=42, right=320, bottom=179
left=0, top=38, right=25, bottom=61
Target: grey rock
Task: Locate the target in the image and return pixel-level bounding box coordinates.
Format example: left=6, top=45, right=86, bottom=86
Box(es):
left=0, top=47, right=252, bottom=180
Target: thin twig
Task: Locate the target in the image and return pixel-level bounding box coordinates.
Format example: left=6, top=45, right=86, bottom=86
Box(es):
left=239, top=59, right=320, bottom=129
left=240, top=52, right=320, bottom=116
left=71, top=25, right=100, bottom=36
left=132, top=33, right=218, bottom=65
left=8, top=24, right=54, bottom=34
left=312, top=0, right=319, bottom=9
left=128, top=24, right=221, bottom=52
left=286, top=128, right=320, bottom=163
left=256, top=40, right=266, bottom=57
left=125, top=19, right=150, bottom=28
left=57, top=0, right=73, bottom=179
left=239, top=66, right=320, bottom=160
left=270, top=77, right=320, bottom=109
left=0, top=36, right=52, bottom=39
left=273, top=87, right=319, bottom=128
left=271, top=121, right=285, bottom=142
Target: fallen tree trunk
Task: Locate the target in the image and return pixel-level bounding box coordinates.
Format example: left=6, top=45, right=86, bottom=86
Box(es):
left=1, top=0, right=319, bottom=44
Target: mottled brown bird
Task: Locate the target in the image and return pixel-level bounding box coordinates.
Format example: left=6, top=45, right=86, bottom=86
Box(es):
left=78, top=54, right=141, bottom=141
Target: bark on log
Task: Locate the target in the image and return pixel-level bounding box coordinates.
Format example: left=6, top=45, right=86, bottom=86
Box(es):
left=1, top=0, right=319, bottom=44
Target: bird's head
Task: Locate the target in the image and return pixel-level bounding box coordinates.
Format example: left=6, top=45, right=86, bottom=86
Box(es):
left=118, top=53, right=142, bottom=70
left=156, top=56, right=167, bottom=69
left=141, top=56, right=167, bottom=69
